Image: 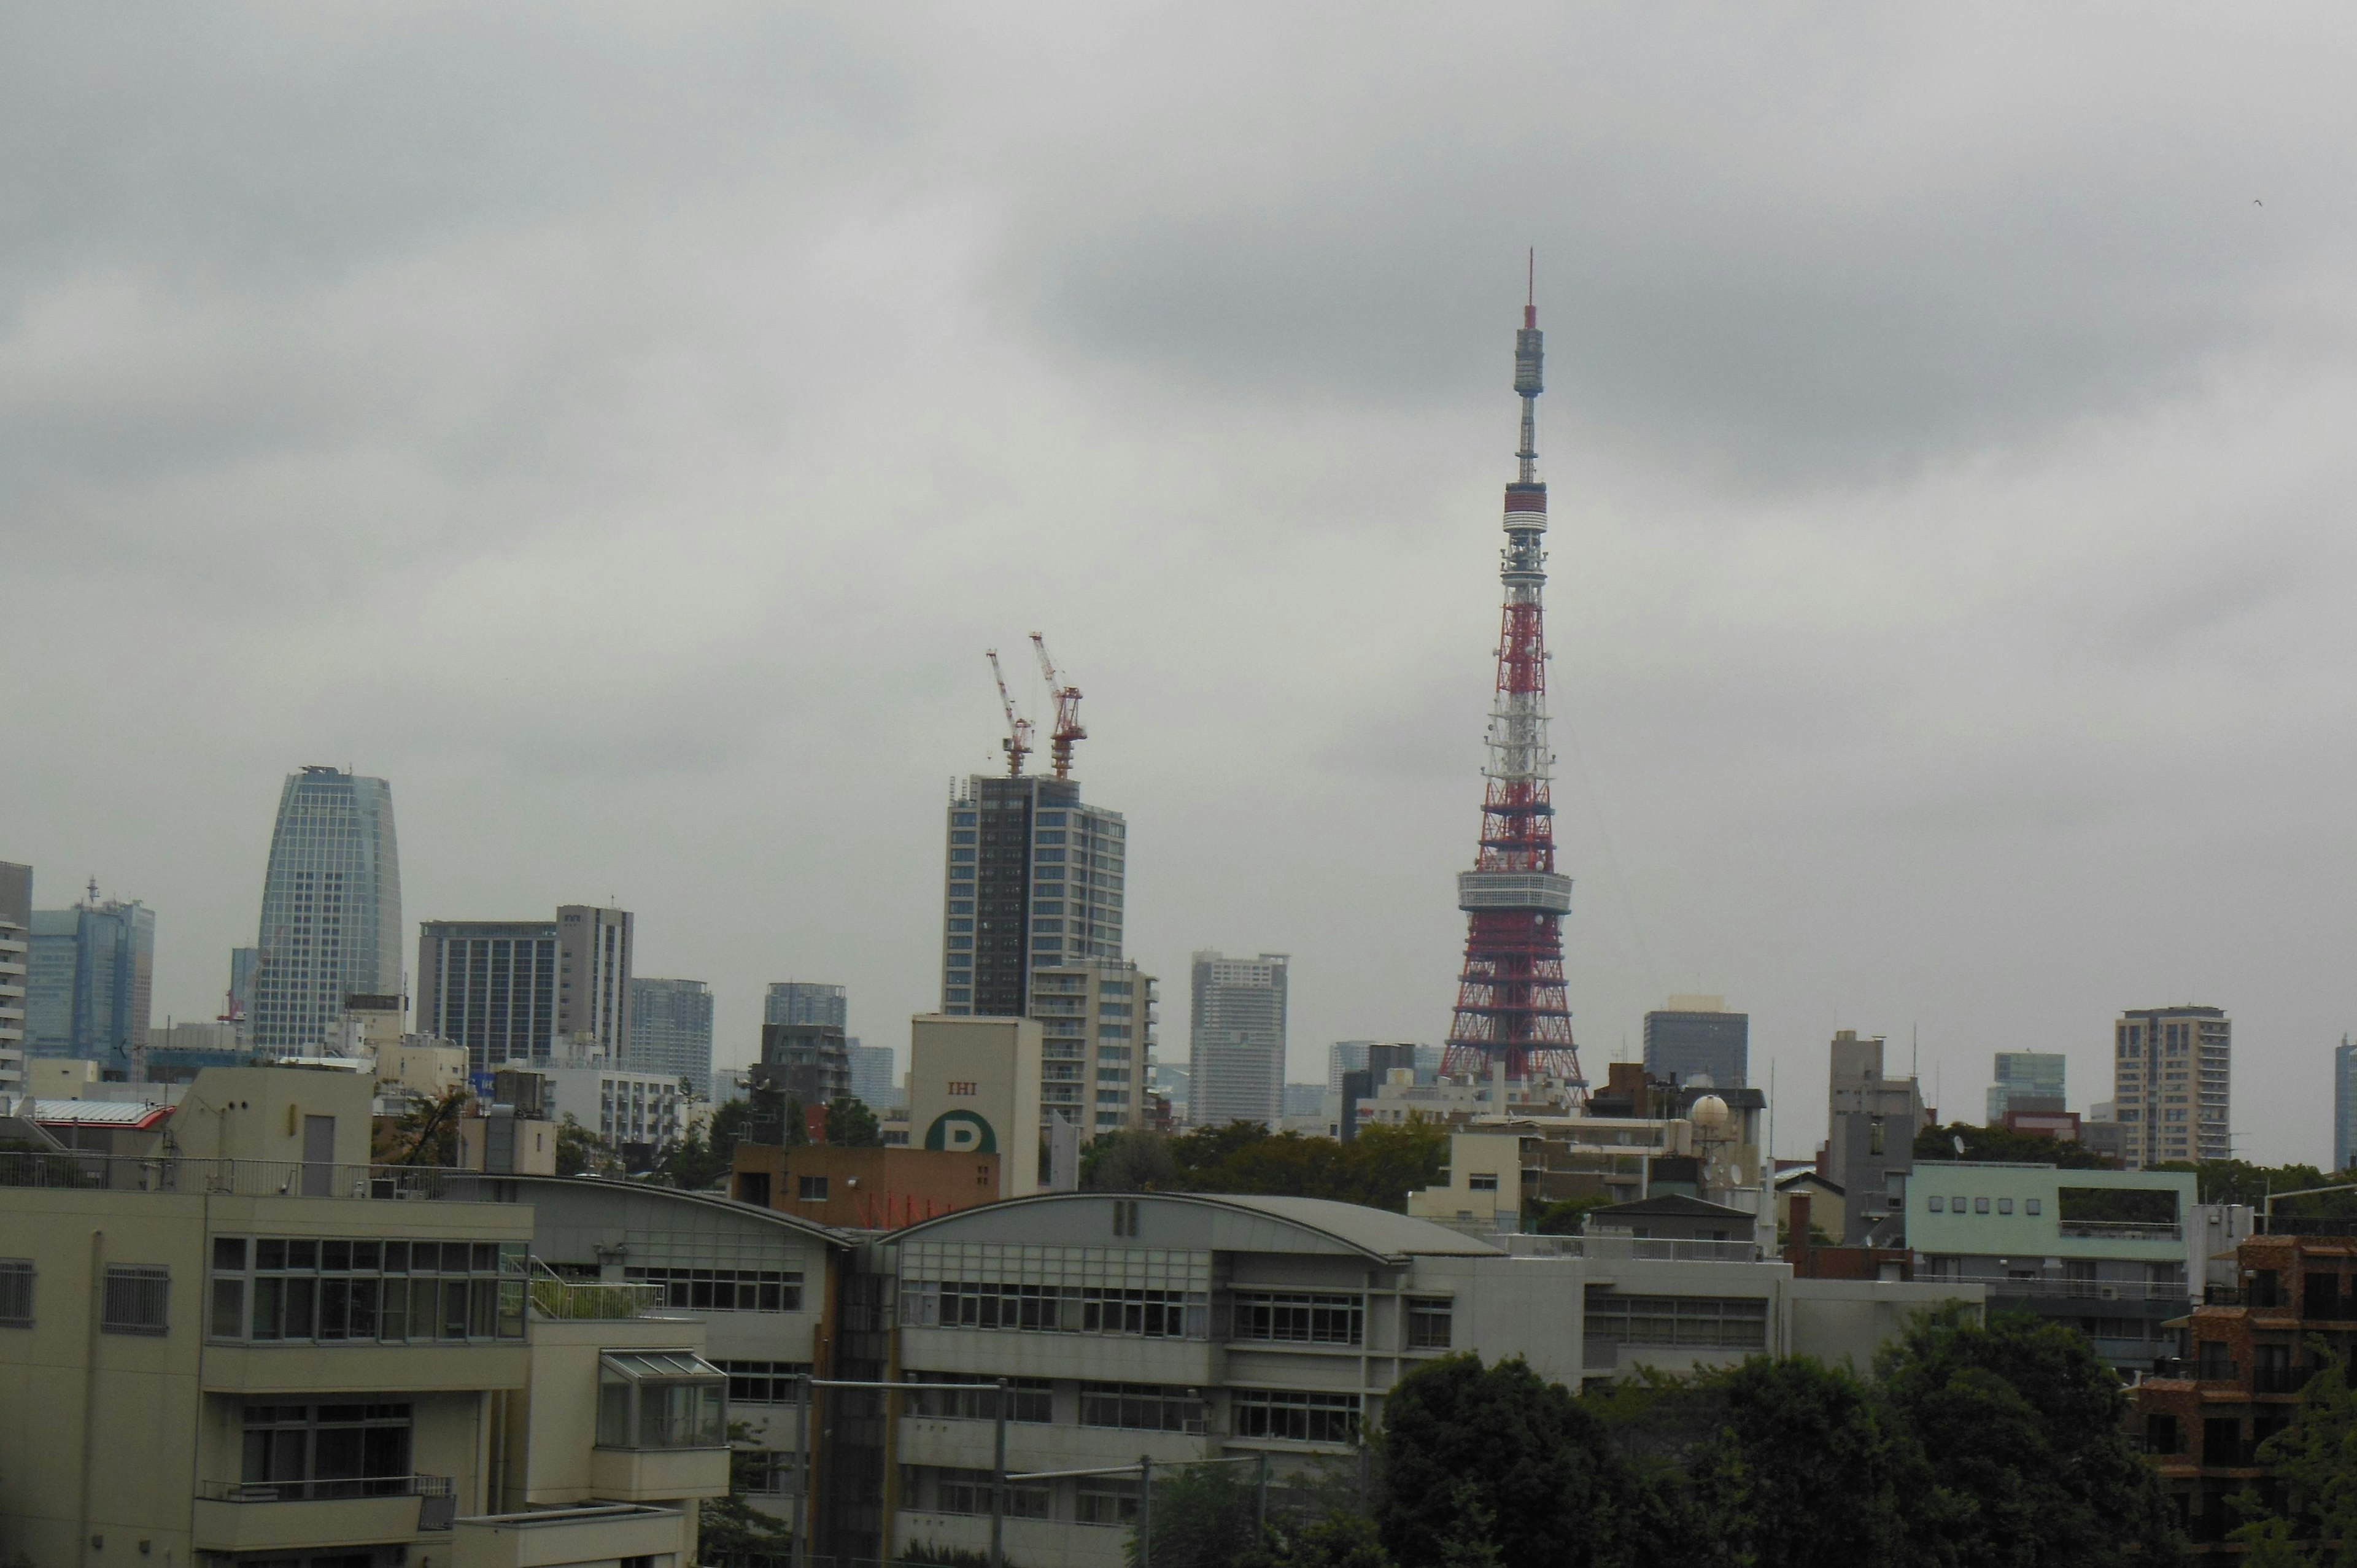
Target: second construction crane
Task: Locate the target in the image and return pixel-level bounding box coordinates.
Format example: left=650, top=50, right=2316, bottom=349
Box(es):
left=983, top=638, right=1086, bottom=778
left=985, top=648, right=1034, bottom=777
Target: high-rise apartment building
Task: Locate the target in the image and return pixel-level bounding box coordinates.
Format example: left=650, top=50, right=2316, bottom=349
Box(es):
left=251, top=766, right=402, bottom=1057
left=1032, top=958, right=1157, bottom=1135
left=938, top=774, right=1127, bottom=1016
left=417, top=919, right=560, bottom=1073
left=226, top=945, right=260, bottom=1035
left=765, top=981, right=848, bottom=1029
left=1188, top=951, right=1288, bottom=1129
left=1986, top=1050, right=2067, bottom=1123
left=1822, top=1030, right=1927, bottom=1246
left=1642, top=995, right=1749, bottom=1087
left=847, top=1040, right=899, bottom=1111
left=0, top=861, right=28, bottom=1094
left=557, top=904, right=633, bottom=1056
left=755, top=1022, right=852, bottom=1106
left=27, top=882, right=155, bottom=1067
left=2113, top=1005, right=2231, bottom=1169
left=2336, top=1037, right=2357, bottom=1175
left=629, top=976, right=714, bottom=1100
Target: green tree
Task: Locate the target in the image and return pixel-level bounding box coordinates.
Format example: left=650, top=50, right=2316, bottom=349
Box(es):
left=695, top=1493, right=796, bottom=1560
left=1876, top=1307, right=2184, bottom=1567
left=1333, top=1121, right=1449, bottom=1211
left=1082, top=1129, right=1181, bottom=1191
left=1914, top=1121, right=2118, bottom=1170
left=824, top=1095, right=883, bottom=1148
left=1377, top=1354, right=1629, bottom=1568
left=555, top=1113, right=616, bottom=1177
left=1270, top=1510, right=1391, bottom=1568
left=2228, top=1351, right=2357, bottom=1561
left=1124, top=1461, right=1275, bottom=1568
left=705, top=1097, right=751, bottom=1163
left=389, top=1085, right=471, bottom=1166
left=652, top=1129, right=730, bottom=1191
left=1691, top=1356, right=1913, bottom=1568
left=1530, top=1194, right=1613, bottom=1235
left=2149, top=1159, right=2357, bottom=1214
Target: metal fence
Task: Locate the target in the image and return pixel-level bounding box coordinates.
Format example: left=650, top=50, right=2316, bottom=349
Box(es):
left=196, top=1473, right=454, bottom=1503
left=1504, top=1234, right=1762, bottom=1264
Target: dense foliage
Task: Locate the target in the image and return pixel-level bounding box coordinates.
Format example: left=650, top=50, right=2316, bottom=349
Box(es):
left=2146, top=1158, right=2357, bottom=1215
left=824, top=1095, right=884, bottom=1147
left=1079, top=1121, right=1447, bottom=1213
left=1914, top=1119, right=2119, bottom=1168
left=2231, top=1354, right=2357, bottom=1562
left=1132, top=1310, right=2186, bottom=1568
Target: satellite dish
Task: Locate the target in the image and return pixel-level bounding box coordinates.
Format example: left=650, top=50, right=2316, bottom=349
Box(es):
left=1953, top=1134, right=1966, bottom=1156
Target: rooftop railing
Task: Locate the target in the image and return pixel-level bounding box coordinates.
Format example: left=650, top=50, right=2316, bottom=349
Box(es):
left=197, top=1473, right=453, bottom=1504
left=2056, top=1220, right=2184, bottom=1242
left=1504, top=1234, right=1762, bottom=1264
left=528, top=1264, right=668, bottom=1321
left=1979, top=1278, right=2191, bottom=1302
left=0, top=1150, right=464, bottom=1199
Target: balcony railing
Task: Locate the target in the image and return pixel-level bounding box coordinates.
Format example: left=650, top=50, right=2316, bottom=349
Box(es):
left=1504, top=1235, right=1762, bottom=1264
left=2253, top=1365, right=2315, bottom=1395
left=2056, top=1221, right=2184, bottom=1242
left=1980, top=1278, right=2191, bottom=1303
left=198, top=1473, right=453, bottom=1504
left=528, top=1265, right=668, bottom=1321
left=0, top=1151, right=462, bottom=1199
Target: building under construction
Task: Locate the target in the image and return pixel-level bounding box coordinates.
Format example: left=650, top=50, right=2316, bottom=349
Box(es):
left=1442, top=276, right=1586, bottom=1098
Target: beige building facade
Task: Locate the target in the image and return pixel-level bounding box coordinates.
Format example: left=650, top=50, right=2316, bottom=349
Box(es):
left=908, top=1014, right=1043, bottom=1200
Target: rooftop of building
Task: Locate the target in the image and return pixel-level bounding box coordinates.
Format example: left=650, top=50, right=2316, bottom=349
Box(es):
left=1592, top=1194, right=1759, bottom=1223
left=898, top=1189, right=1504, bottom=1261
left=28, top=1098, right=172, bottom=1128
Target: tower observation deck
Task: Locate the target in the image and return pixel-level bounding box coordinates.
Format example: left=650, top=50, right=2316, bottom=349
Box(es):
left=1441, top=283, right=1584, bottom=1094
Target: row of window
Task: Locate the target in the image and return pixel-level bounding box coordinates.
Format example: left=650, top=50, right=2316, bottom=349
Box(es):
left=219, top=1273, right=525, bottom=1342
left=0, top=1261, right=169, bottom=1335
left=900, top=1281, right=1208, bottom=1338
left=1925, top=1195, right=2043, bottom=1215
left=242, top=1402, right=412, bottom=1493
left=716, top=1359, right=815, bottom=1404
left=622, top=1267, right=805, bottom=1313
left=1582, top=1292, right=1769, bottom=1350
left=889, top=1379, right=1358, bottom=1442
left=219, top=1237, right=524, bottom=1276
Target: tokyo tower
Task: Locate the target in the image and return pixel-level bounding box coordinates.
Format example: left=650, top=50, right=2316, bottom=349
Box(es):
left=1441, top=271, right=1585, bottom=1095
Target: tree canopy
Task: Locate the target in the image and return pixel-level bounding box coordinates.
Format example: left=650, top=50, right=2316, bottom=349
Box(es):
left=1080, top=1120, right=1447, bottom=1213
left=1914, top=1120, right=2118, bottom=1169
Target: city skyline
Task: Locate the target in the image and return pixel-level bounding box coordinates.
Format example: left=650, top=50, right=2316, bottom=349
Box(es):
left=6, top=10, right=2357, bottom=1164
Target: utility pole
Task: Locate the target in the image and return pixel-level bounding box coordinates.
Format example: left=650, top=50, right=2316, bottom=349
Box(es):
left=989, top=1380, right=1008, bottom=1568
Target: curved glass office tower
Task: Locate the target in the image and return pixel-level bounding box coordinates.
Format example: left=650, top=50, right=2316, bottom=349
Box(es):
left=252, top=767, right=403, bottom=1057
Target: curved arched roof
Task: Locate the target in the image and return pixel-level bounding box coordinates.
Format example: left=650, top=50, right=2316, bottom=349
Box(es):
left=894, top=1189, right=1501, bottom=1261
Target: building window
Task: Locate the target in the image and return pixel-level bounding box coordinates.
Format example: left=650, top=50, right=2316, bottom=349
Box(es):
left=101, top=1265, right=170, bottom=1336
left=1075, top=1478, right=1141, bottom=1526
left=928, top=1468, right=1050, bottom=1518
left=1231, top=1292, right=1364, bottom=1346
left=596, top=1351, right=727, bottom=1449
left=1407, top=1298, right=1453, bottom=1350
left=733, top=1449, right=792, bottom=1495
left=901, top=1372, right=1053, bottom=1423
left=239, top=1402, right=413, bottom=1497
left=1232, top=1389, right=1362, bottom=1445
left=2025, top=1198, right=2042, bottom=1215
left=1926, top=1197, right=1944, bottom=1213
left=716, top=1359, right=812, bottom=1404
left=624, top=1267, right=804, bottom=1313
left=216, top=1236, right=527, bottom=1344
left=798, top=1176, right=830, bottom=1202
left=1468, top=1173, right=1499, bottom=1192
left=1870, top=1119, right=1886, bottom=1156
left=913, top=1280, right=1202, bottom=1338
left=1997, top=1198, right=2014, bottom=1215
left=1582, top=1289, right=1768, bottom=1350
left=0, top=1261, right=32, bottom=1328
left=1975, top=1197, right=1991, bottom=1214
left=1078, top=1382, right=1204, bottom=1433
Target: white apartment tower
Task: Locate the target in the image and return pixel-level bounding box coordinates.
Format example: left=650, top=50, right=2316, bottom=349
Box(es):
left=557, top=903, right=633, bottom=1057
left=0, top=861, right=28, bottom=1095
left=1188, top=950, right=1288, bottom=1129
left=1032, top=959, right=1158, bottom=1135
left=2113, top=1005, right=2231, bottom=1169
left=252, top=766, right=403, bottom=1057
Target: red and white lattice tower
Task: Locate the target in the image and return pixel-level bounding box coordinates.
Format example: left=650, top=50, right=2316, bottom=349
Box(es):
left=1441, top=282, right=1585, bottom=1097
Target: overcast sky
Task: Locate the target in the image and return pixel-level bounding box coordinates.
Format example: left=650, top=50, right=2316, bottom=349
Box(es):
left=8, top=5, right=2356, bottom=1164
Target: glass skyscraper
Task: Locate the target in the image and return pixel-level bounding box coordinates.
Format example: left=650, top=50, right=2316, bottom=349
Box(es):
left=938, top=774, right=1127, bottom=1016
left=765, top=981, right=847, bottom=1030
left=26, top=882, right=155, bottom=1067
left=2336, top=1037, right=2357, bottom=1175
left=630, top=977, right=715, bottom=1100
left=252, top=767, right=402, bottom=1057
left=1987, top=1050, right=2069, bottom=1122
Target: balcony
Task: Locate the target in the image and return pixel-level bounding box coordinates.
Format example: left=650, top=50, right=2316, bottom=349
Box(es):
left=454, top=1504, right=686, bottom=1568
left=192, top=1475, right=451, bottom=1552
left=1981, top=1278, right=2190, bottom=1304
left=2055, top=1220, right=2184, bottom=1243
left=586, top=1446, right=729, bottom=1502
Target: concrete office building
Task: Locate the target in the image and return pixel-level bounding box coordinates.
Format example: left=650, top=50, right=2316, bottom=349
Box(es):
left=0, top=861, right=27, bottom=1095
left=1188, top=951, right=1288, bottom=1129
left=417, top=919, right=560, bottom=1073
left=908, top=1013, right=1043, bottom=1199
left=0, top=1065, right=729, bottom=1568
left=556, top=905, right=632, bottom=1057
left=880, top=1191, right=1978, bottom=1568
left=2337, top=1037, right=2357, bottom=1175
left=629, top=977, right=714, bottom=1100
left=765, top=981, right=847, bottom=1030
left=536, top=1059, right=688, bottom=1159
left=1643, top=995, right=1749, bottom=1087
left=2114, top=1005, right=2232, bottom=1169
left=1822, top=1031, right=1930, bottom=1246
left=756, top=1022, right=853, bottom=1108
left=848, top=1040, right=900, bottom=1111
left=1904, top=1161, right=2200, bottom=1373
left=938, top=774, right=1128, bottom=1018
left=28, top=883, right=155, bottom=1069
left=251, top=766, right=402, bottom=1057
left=1986, top=1050, right=2067, bottom=1122
left=1332, top=1043, right=1421, bottom=1142
left=1032, top=959, right=1156, bottom=1136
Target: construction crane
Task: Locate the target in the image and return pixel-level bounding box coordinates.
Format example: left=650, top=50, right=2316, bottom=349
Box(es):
left=1029, top=633, right=1086, bottom=779
left=985, top=649, right=1033, bottom=776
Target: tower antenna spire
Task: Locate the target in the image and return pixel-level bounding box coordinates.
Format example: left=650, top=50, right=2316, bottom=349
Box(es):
left=1443, top=268, right=1583, bottom=1099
